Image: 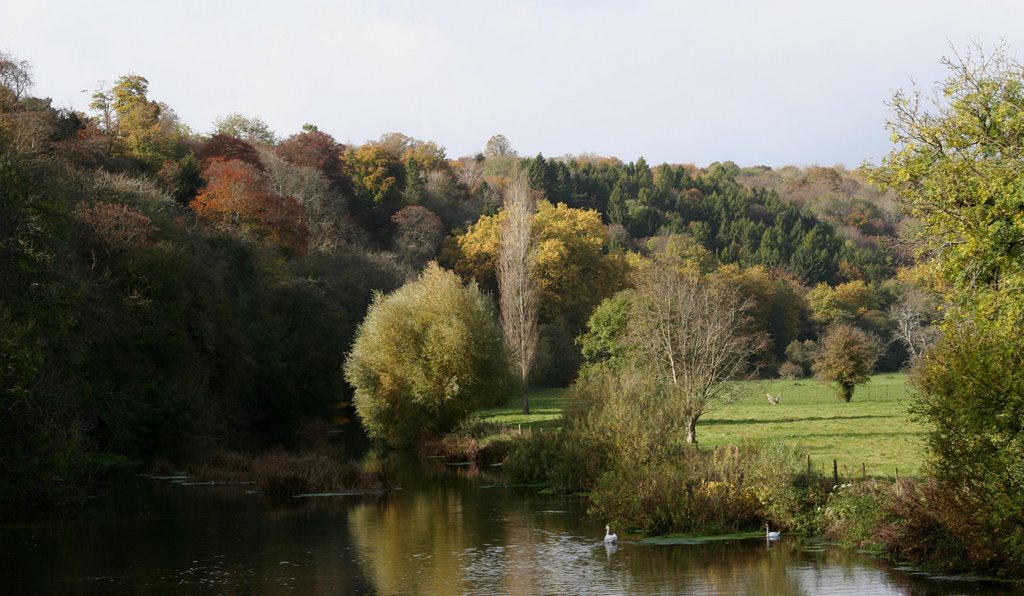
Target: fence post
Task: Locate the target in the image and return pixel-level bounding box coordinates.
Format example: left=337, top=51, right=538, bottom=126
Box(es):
left=833, top=459, right=839, bottom=486
left=806, top=454, right=812, bottom=485
left=862, top=463, right=866, bottom=482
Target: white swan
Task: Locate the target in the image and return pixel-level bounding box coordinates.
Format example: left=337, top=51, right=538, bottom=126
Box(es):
left=765, top=523, right=781, bottom=540
left=604, top=524, right=618, bottom=543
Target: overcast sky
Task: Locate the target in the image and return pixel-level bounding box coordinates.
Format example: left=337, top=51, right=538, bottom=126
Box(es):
left=3, top=0, right=1023, bottom=167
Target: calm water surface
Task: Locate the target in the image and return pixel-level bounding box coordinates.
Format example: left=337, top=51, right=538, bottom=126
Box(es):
left=0, top=461, right=1013, bottom=595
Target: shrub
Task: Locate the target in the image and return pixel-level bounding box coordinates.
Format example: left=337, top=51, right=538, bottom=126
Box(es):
left=910, top=322, right=1024, bottom=577
left=586, top=442, right=809, bottom=536
left=589, top=462, right=694, bottom=535
left=731, top=441, right=808, bottom=530
left=778, top=360, right=804, bottom=379
left=874, top=479, right=1024, bottom=577
left=504, top=432, right=568, bottom=486
left=819, top=482, right=889, bottom=552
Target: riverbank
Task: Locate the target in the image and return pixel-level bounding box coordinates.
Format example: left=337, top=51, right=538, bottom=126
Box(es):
left=462, top=375, right=1022, bottom=581
left=11, top=460, right=1007, bottom=595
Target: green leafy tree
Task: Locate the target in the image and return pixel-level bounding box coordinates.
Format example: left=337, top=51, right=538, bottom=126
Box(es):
left=811, top=324, right=879, bottom=402
left=90, top=74, right=188, bottom=172
left=870, top=44, right=1024, bottom=325
left=577, top=293, right=631, bottom=368
left=212, top=112, right=277, bottom=145
left=870, top=43, right=1024, bottom=575
left=344, top=264, right=514, bottom=447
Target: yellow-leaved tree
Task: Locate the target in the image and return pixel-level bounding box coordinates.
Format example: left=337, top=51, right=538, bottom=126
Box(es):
left=444, top=201, right=627, bottom=384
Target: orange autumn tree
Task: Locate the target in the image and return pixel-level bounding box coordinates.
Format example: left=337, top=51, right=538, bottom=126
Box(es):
left=190, top=158, right=308, bottom=255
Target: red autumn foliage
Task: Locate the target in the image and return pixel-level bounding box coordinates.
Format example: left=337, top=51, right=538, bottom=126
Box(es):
left=191, top=158, right=308, bottom=256
left=197, top=133, right=263, bottom=171
left=276, top=129, right=351, bottom=195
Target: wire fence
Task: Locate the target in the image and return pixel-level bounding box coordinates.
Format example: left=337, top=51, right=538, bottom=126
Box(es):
left=745, top=377, right=912, bottom=403
left=806, top=455, right=910, bottom=486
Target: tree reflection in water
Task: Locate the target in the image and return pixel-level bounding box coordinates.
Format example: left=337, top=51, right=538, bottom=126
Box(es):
left=1, top=462, right=1014, bottom=595
left=345, top=461, right=1005, bottom=595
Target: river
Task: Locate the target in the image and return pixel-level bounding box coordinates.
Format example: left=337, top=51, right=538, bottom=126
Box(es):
left=0, top=459, right=1012, bottom=595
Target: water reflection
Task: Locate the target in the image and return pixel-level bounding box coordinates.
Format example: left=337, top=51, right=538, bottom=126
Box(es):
left=0, top=462, right=1015, bottom=595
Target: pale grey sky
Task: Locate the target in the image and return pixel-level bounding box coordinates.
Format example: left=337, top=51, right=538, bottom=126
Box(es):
left=3, top=0, right=1023, bottom=166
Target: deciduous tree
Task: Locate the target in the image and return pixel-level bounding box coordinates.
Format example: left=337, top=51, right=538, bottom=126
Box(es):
left=191, top=158, right=308, bottom=255
left=277, top=129, right=351, bottom=195
left=624, top=261, right=763, bottom=444
left=0, top=51, right=32, bottom=106
left=197, top=134, right=264, bottom=171
left=484, top=134, right=515, bottom=157
left=343, top=264, right=513, bottom=447
left=450, top=201, right=627, bottom=331
left=497, top=167, right=539, bottom=414
left=212, top=112, right=277, bottom=145
left=811, top=324, right=879, bottom=402
left=870, top=44, right=1024, bottom=574
left=89, top=74, right=188, bottom=172
left=391, top=205, right=445, bottom=272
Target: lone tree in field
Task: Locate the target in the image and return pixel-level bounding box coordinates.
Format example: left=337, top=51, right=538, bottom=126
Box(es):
left=811, top=324, right=880, bottom=402
left=581, top=262, right=765, bottom=448
left=498, top=166, right=539, bottom=414
left=344, top=264, right=514, bottom=447
left=616, top=260, right=764, bottom=446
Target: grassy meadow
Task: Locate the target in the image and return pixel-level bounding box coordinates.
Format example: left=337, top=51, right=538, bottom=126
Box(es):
left=479, top=374, right=927, bottom=478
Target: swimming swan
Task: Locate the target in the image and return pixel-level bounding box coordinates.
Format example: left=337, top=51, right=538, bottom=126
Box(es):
left=765, top=523, right=781, bottom=540
left=604, top=524, right=618, bottom=543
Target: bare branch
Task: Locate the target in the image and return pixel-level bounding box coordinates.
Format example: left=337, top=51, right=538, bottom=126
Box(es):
left=497, top=165, right=539, bottom=414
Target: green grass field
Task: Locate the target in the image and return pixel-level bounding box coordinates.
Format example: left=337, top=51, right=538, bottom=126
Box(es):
left=476, top=387, right=568, bottom=431
left=479, top=374, right=928, bottom=478
left=702, top=374, right=926, bottom=478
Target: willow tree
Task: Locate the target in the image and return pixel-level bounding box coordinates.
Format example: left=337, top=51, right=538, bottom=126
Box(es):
left=344, top=264, right=513, bottom=447
left=498, top=166, right=539, bottom=414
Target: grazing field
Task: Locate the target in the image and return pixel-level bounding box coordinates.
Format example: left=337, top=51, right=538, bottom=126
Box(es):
left=702, top=374, right=926, bottom=478
left=479, top=374, right=927, bottom=478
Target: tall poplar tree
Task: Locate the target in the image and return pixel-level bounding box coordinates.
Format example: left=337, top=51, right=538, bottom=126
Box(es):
left=498, top=166, right=539, bottom=414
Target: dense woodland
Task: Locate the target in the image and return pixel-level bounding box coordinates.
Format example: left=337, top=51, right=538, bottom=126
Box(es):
left=1, top=51, right=935, bottom=510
